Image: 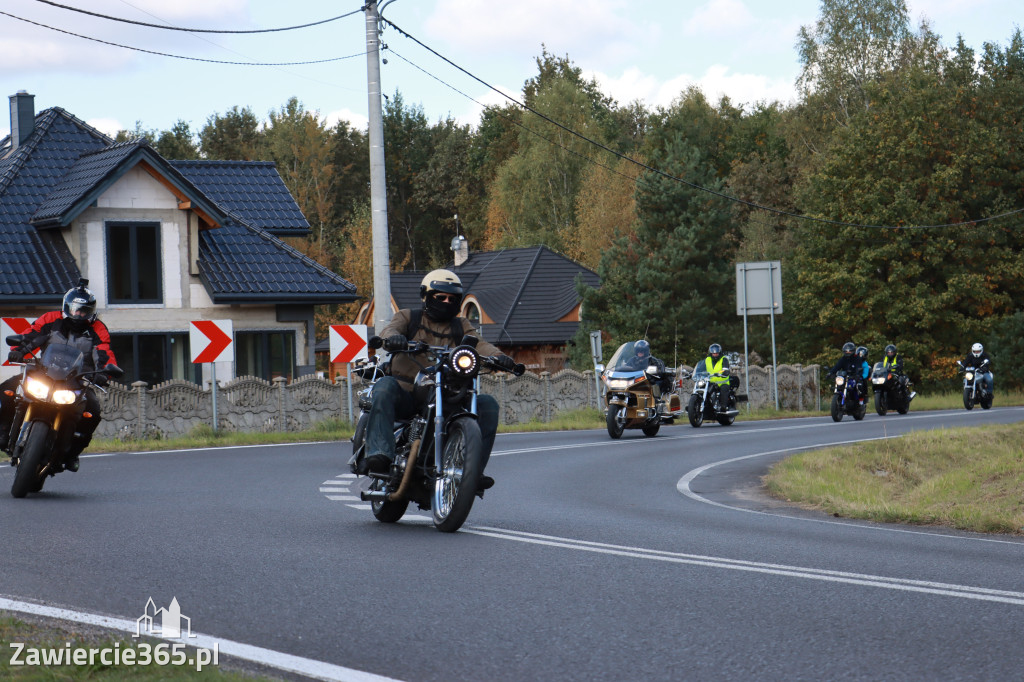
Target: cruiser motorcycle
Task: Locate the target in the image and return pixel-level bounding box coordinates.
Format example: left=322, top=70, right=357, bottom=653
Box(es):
left=870, top=362, right=913, bottom=416
left=349, top=335, right=524, bottom=532
left=601, top=341, right=681, bottom=439
left=957, top=359, right=993, bottom=410
left=5, top=334, right=122, bottom=497
left=682, top=365, right=740, bottom=427
left=828, top=368, right=867, bottom=422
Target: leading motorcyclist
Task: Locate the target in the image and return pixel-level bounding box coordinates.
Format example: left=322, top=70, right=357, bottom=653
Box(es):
left=361, top=269, right=517, bottom=494
left=959, top=342, right=994, bottom=394
left=0, top=280, right=119, bottom=471
left=828, top=342, right=867, bottom=401
left=625, top=340, right=672, bottom=395
left=703, top=343, right=732, bottom=410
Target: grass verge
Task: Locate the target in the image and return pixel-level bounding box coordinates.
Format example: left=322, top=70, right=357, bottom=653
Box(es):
left=764, top=422, right=1024, bottom=534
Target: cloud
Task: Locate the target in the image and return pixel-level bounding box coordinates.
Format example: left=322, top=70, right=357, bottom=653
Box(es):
left=86, top=118, right=125, bottom=139
left=326, top=108, right=368, bottom=132
left=684, top=0, right=756, bottom=37
left=591, top=64, right=796, bottom=110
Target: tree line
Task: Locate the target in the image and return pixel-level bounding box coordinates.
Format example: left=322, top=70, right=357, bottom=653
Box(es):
left=120, top=0, right=1024, bottom=389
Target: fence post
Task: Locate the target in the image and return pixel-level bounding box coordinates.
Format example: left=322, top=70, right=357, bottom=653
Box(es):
left=541, top=371, right=551, bottom=423
left=274, top=376, right=287, bottom=432
left=132, top=381, right=147, bottom=440
left=796, top=364, right=803, bottom=411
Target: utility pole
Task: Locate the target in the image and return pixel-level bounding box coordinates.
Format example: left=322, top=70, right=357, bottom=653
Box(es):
left=364, top=1, right=393, bottom=330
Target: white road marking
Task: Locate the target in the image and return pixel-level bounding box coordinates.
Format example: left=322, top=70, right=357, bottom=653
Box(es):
left=464, top=526, right=1024, bottom=606
left=0, top=597, right=401, bottom=682
left=326, top=495, right=361, bottom=501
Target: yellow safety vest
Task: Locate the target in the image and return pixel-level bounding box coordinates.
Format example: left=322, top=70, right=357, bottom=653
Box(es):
left=705, top=357, right=728, bottom=384
left=884, top=356, right=896, bottom=369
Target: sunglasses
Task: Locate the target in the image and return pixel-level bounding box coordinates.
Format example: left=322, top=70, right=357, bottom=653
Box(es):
left=433, top=293, right=456, bottom=303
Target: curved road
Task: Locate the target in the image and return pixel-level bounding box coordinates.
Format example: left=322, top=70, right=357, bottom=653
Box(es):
left=2, top=407, right=1023, bottom=681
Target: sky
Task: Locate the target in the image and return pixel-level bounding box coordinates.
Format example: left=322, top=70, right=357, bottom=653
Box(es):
left=1, top=0, right=1021, bottom=141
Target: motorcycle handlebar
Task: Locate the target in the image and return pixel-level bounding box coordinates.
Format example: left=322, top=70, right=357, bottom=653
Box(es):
left=367, top=335, right=525, bottom=376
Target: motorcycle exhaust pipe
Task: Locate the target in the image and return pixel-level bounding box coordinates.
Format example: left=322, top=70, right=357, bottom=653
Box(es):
left=360, top=488, right=389, bottom=501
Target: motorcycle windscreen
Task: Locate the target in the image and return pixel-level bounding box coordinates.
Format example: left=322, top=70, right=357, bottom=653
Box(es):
left=606, top=341, right=651, bottom=373
left=871, top=361, right=886, bottom=378
left=40, top=343, right=85, bottom=381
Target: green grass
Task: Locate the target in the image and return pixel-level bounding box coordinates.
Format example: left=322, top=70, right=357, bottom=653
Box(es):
left=764, top=422, right=1024, bottom=534
left=0, top=616, right=274, bottom=680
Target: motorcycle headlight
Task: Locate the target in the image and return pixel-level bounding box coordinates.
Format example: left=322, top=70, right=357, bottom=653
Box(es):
left=25, top=377, right=50, bottom=400
left=872, top=378, right=885, bottom=384
left=965, top=372, right=974, bottom=381
left=448, top=346, right=479, bottom=378
left=607, top=378, right=631, bottom=390
left=53, top=389, right=77, bottom=405
left=835, top=376, right=845, bottom=386
left=696, top=379, right=707, bottom=389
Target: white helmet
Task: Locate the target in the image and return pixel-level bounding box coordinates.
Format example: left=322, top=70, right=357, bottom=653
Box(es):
left=971, top=342, right=983, bottom=357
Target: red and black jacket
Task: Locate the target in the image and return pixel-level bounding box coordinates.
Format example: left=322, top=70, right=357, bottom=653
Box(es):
left=21, top=310, right=118, bottom=372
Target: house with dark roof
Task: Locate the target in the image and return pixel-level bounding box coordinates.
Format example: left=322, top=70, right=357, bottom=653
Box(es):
left=0, top=91, right=357, bottom=387
left=351, top=238, right=600, bottom=373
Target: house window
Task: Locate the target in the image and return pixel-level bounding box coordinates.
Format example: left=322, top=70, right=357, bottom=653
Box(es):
left=236, top=331, right=295, bottom=381
left=109, top=333, right=199, bottom=386
left=106, top=222, right=162, bottom=303
left=464, top=301, right=481, bottom=326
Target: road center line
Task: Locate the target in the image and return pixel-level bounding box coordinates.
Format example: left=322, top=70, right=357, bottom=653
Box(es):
left=463, top=526, right=1024, bottom=606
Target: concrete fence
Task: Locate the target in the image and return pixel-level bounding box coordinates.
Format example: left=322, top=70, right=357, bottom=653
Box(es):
left=95, top=364, right=822, bottom=439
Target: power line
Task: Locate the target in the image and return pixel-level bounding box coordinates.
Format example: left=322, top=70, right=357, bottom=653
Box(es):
left=0, top=11, right=368, bottom=66
left=33, top=0, right=360, bottom=33
left=381, top=17, right=1024, bottom=232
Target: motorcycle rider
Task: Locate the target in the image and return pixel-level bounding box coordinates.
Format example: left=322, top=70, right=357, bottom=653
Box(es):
left=704, top=343, right=732, bottom=411
left=0, top=280, right=118, bottom=471
left=855, top=346, right=871, bottom=396
left=625, top=340, right=672, bottom=395
left=828, top=342, right=866, bottom=401
left=960, top=343, right=994, bottom=394
left=362, top=269, right=517, bottom=494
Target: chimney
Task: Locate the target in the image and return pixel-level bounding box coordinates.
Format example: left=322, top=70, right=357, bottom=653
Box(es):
left=451, top=234, right=469, bottom=266
left=9, top=91, right=35, bottom=151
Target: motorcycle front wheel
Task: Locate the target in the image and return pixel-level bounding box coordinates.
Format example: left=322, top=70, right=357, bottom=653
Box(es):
left=687, top=394, right=704, bottom=428
left=963, top=388, right=974, bottom=410
left=433, top=417, right=483, bottom=533
left=606, top=406, right=625, bottom=439
left=875, top=391, right=887, bottom=416
left=830, top=394, right=843, bottom=422
left=11, top=422, right=49, bottom=498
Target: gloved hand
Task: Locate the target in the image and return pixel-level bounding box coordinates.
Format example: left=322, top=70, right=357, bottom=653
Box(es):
left=383, top=334, right=407, bottom=352
left=93, top=373, right=109, bottom=387
left=7, top=349, right=24, bottom=363
left=493, top=354, right=516, bottom=372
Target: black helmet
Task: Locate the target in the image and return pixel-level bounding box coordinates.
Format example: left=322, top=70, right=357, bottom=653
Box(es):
left=62, top=279, right=96, bottom=331
left=709, top=343, right=722, bottom=359
left=420, top=269, right=464, bottom=322
left=842, top=342, right=855, bottom=354
left=856, top=346, right=868, bottom=359
left=634, top=339, right=651, bottom=359
left=885, top=344, right=896, bottom=357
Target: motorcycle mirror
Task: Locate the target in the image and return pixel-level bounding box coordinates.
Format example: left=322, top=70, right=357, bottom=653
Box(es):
left=459, top=334, right=479, bottom=348
left=368, top=335, right=383, bottom=350
left=595, top=363, right=604, bottom=373
left=105, top=364, right=124, bottom=378
left=646, top=364, right=658, bottom=374
left=5, top=334, right=23, bottom=346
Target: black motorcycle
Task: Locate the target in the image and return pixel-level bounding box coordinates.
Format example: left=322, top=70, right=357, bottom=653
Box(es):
left=828, top=369, right=867, bottom=422
left=5, top=335, right=122, bottom=497
left=957, top=359, right=993, bottom=410
left=682, top=365, right=740, bottom=427
left=349, top=335, right=524, bottom=533
left=870, top=362, right=913, bottom=416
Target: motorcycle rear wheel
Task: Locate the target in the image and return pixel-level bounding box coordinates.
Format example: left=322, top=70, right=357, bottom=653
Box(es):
left=830, top=394, right=843, bottom=422
left=687, top=395, right=704, bottom=428
left=981, top=395, right=993, bottom=410
left=963, top=389, right=974, bottom=410
left=853, top=402, right=867, bottom=420
left=433, top=417, right=482, bottom=533
left=11, top=422, right=49, bottom=498
left=371, top=478, right=409, bottom=523
left=641, top=422, right=660, bottom=437
left=606, top=406, right=625, bottom=439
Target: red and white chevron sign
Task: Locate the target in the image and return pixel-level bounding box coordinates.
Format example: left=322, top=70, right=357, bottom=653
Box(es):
left=2, top=317, right=37, bottom=366
left=190, top=320, right=234, bottom=364
left=329, top=324, right=368, bottom=363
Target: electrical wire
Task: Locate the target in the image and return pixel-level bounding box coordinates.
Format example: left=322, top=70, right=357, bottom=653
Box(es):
left=0, top=11, right=368, bottom=66
left=381, top=17, right=1024, bottom=231
left=32, top=0, right=359, bottom=33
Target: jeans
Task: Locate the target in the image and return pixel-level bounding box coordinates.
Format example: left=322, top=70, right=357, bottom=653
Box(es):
left=365, top=376, right=501, bottom=470
left=976, top=371, right=994, bottom=394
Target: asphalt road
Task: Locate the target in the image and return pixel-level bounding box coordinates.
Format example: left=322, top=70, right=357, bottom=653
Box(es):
left=2, top=406, right=1023, bottom=681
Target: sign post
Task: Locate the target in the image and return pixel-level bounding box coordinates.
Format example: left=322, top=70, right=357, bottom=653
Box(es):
left=736, top=262, right=783, bottom=410
left=190, top=320, right=234, bottom=432
left=589, top=330, right=603, bottom=409
left=330, top=324, right=368, bottom=423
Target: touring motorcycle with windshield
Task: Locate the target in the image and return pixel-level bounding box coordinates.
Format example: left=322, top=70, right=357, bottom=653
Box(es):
left=870, top=362, right=913, bottom=416
left=600, top=340, right=681, bottom=439
left=349, top=335, right=524, bottom=532
left=681, top=364, right=740, bottom=427
left=957, top=359, right=993, bottom=410
left=4, top=334, right=122, bottom=497
left=828, top=368, right=866, bottom=422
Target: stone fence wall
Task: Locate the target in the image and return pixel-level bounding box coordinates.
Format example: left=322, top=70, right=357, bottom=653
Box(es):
left=94, top=364, right=821, bottom=439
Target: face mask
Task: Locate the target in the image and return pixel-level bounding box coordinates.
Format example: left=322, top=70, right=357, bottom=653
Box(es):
left=424, top=295, right=459, bottom=322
